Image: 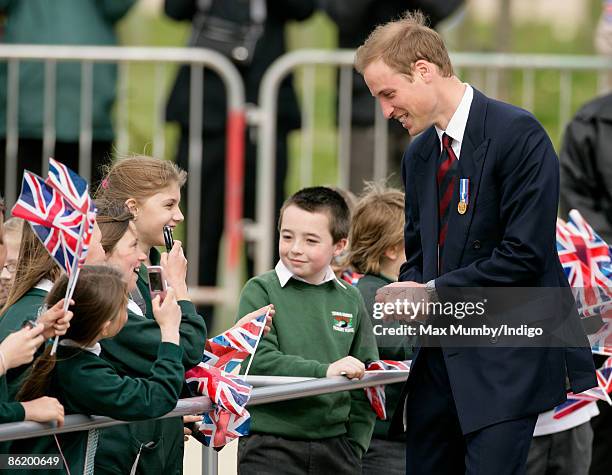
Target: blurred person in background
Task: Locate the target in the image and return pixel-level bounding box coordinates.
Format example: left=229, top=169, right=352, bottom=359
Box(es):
left=559, top=5, right=612, bottom=475
left=164, top=0, right=315, bottom=322
left=0, top=217, right=23, bottom=307
left=0, top=0, right=136, bottom=191
left=318, top=0, right=463, bottom=193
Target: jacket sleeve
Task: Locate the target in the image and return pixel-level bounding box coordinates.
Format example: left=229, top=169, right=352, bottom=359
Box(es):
left=399, top=149, right=424, bottom=283
left=101, top=301, right=206, bottom=377
left=62, top=343, right=184, bottom=420
left=237, top=279, right=329, bottom=378
left=345, top=296, right=378, bottom=458
left=98, top=0, right=137, bottom=23
left=0, top=375, right=24, bottom=423
left=559, top=116, right=610, bottom=230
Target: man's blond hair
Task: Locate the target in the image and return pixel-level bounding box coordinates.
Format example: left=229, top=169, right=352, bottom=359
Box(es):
left=346, top=183, right=404, bottom=275
left=354, top=10, right=453, bottom=79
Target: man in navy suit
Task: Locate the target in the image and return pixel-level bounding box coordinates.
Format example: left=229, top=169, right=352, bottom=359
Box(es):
left=355, top=11, right=597, bottom=475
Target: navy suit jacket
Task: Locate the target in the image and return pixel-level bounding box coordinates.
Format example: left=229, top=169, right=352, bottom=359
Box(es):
left=391, top=89, right=597, bottom=435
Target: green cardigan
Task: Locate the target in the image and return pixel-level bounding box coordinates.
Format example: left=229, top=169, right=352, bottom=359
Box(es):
left=8, top=342, right=184, bottom=475
left=0, top=375, right=24, bottom=423
left=95, top=299, right=206, bottom=474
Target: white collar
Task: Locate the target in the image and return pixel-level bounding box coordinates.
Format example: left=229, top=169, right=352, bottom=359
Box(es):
left=127, top=298, right=144, bottom=317
left=34, top=278, right=54, bottom=292
left=274, top=260, right=341, bottom=288
left=435, top=84, right=473, bottom=159
left=59, top=339, right=101, bottom=356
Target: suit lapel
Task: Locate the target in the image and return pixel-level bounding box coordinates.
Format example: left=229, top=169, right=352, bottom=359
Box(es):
left=442, top=89, right=490, bottom=272
left=414, top=129, right=440, bottom=281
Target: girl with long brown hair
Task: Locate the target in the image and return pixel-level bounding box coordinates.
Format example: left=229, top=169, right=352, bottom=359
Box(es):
left=91, top=196, right=271, bottom=474
left=0, top=223, right=79, bottom=399
left=0, top=201, right=64, bottom=425
left=12, top=266, right=184, bottom=475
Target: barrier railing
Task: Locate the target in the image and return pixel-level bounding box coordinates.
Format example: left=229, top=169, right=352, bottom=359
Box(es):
left=0, top=45, right=246, bottom=306
left=0, top=373, right=409, bottom=475
left=253, top=49, right=612, bottom=274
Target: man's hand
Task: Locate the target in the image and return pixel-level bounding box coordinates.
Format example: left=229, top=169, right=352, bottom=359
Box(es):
left=375, top=281, right=429, bottom=322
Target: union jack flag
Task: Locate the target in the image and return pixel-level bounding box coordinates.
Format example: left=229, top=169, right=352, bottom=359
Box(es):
left=46, top=159, right=97, bottom=267
left=364, top=360, right=411, bottom=420
left=554, top=356, right=612, bottom=419
left=186, top=364, right=252, bottom=416
left=556, top=210, right=612, bottom=318
left=185, top=363, right=253, bottom=448
left=589, top=317, right=612, bottom=355
left=201, top=313, right=267, bottom=372
left=194, top=406, right=251, bottom=448
left=12, top=172, right=94, bottom=274
left=46, top=158, right=91, bottom=215
left=340, top=270, right=363, bottom=287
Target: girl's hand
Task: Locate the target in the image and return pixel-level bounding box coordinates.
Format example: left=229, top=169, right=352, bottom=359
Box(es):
left=0, top=324, right=46, bottom=372
left=160, top=241, right=189, bottom=301
left=235, top=305, right=274, bottom=336
left=37, top=299, right=73, bottom=339
left=21, top=396, right=65, bottom=426
left=183, top=414, right=203, bottom=441
left=152, top=288, right=181, bottom=344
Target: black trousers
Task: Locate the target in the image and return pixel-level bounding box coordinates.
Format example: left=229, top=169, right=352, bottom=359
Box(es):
left=238, top=433, right=361, bottom=475
left=404, top=348, right=537, bottom=475
left=175, top=127, right=288, bottom=320
left=0, top=138, right=113, bottom=195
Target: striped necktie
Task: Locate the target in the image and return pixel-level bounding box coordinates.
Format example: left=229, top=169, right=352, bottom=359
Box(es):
left=437, top=133, right=458, bottom=261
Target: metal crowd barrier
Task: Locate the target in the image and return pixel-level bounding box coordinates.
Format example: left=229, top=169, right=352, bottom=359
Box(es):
left=0, top=45, right=246, bottom=305
left=0, top=373, right=409, bottom=475
left=253, top=49, right=612, bottom=274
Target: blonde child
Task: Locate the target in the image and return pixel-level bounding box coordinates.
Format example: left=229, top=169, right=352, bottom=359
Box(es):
left=345, top=183, right=411, bottom=475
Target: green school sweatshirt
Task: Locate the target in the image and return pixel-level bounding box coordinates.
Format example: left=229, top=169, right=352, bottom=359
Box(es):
left=356, top=274, right=414, bottom=440
left=237, top=270, right=379, bottom=457
left=95, top=300, right=206, bottom=475
left=7, top=342, right=184, bottom=475
left=0, top=375, right=24, bottom=422
left=0, top=288, right=47, bottom=399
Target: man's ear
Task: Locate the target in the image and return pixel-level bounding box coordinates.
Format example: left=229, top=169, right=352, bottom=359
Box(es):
left=333, top=238, right=349, bottom=257
left=125, top=198, right=138, bottom=217
left=413, top=59, right=433, bottom=82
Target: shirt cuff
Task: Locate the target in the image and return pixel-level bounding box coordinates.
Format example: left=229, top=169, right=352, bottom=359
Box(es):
left=425, top=279, right=439, bottom=303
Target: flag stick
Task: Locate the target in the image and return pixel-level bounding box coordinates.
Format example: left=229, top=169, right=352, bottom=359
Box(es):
left=243, top=306, right=271, bottom=377
left=50, top=215, right=87, bottom=355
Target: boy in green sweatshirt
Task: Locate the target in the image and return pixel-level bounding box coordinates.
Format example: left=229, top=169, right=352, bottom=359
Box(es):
left=237, top=187, right=378, bottom=475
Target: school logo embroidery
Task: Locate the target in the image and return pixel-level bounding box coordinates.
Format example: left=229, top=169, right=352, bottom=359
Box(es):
left=332, top=311, right=354, bottom=333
